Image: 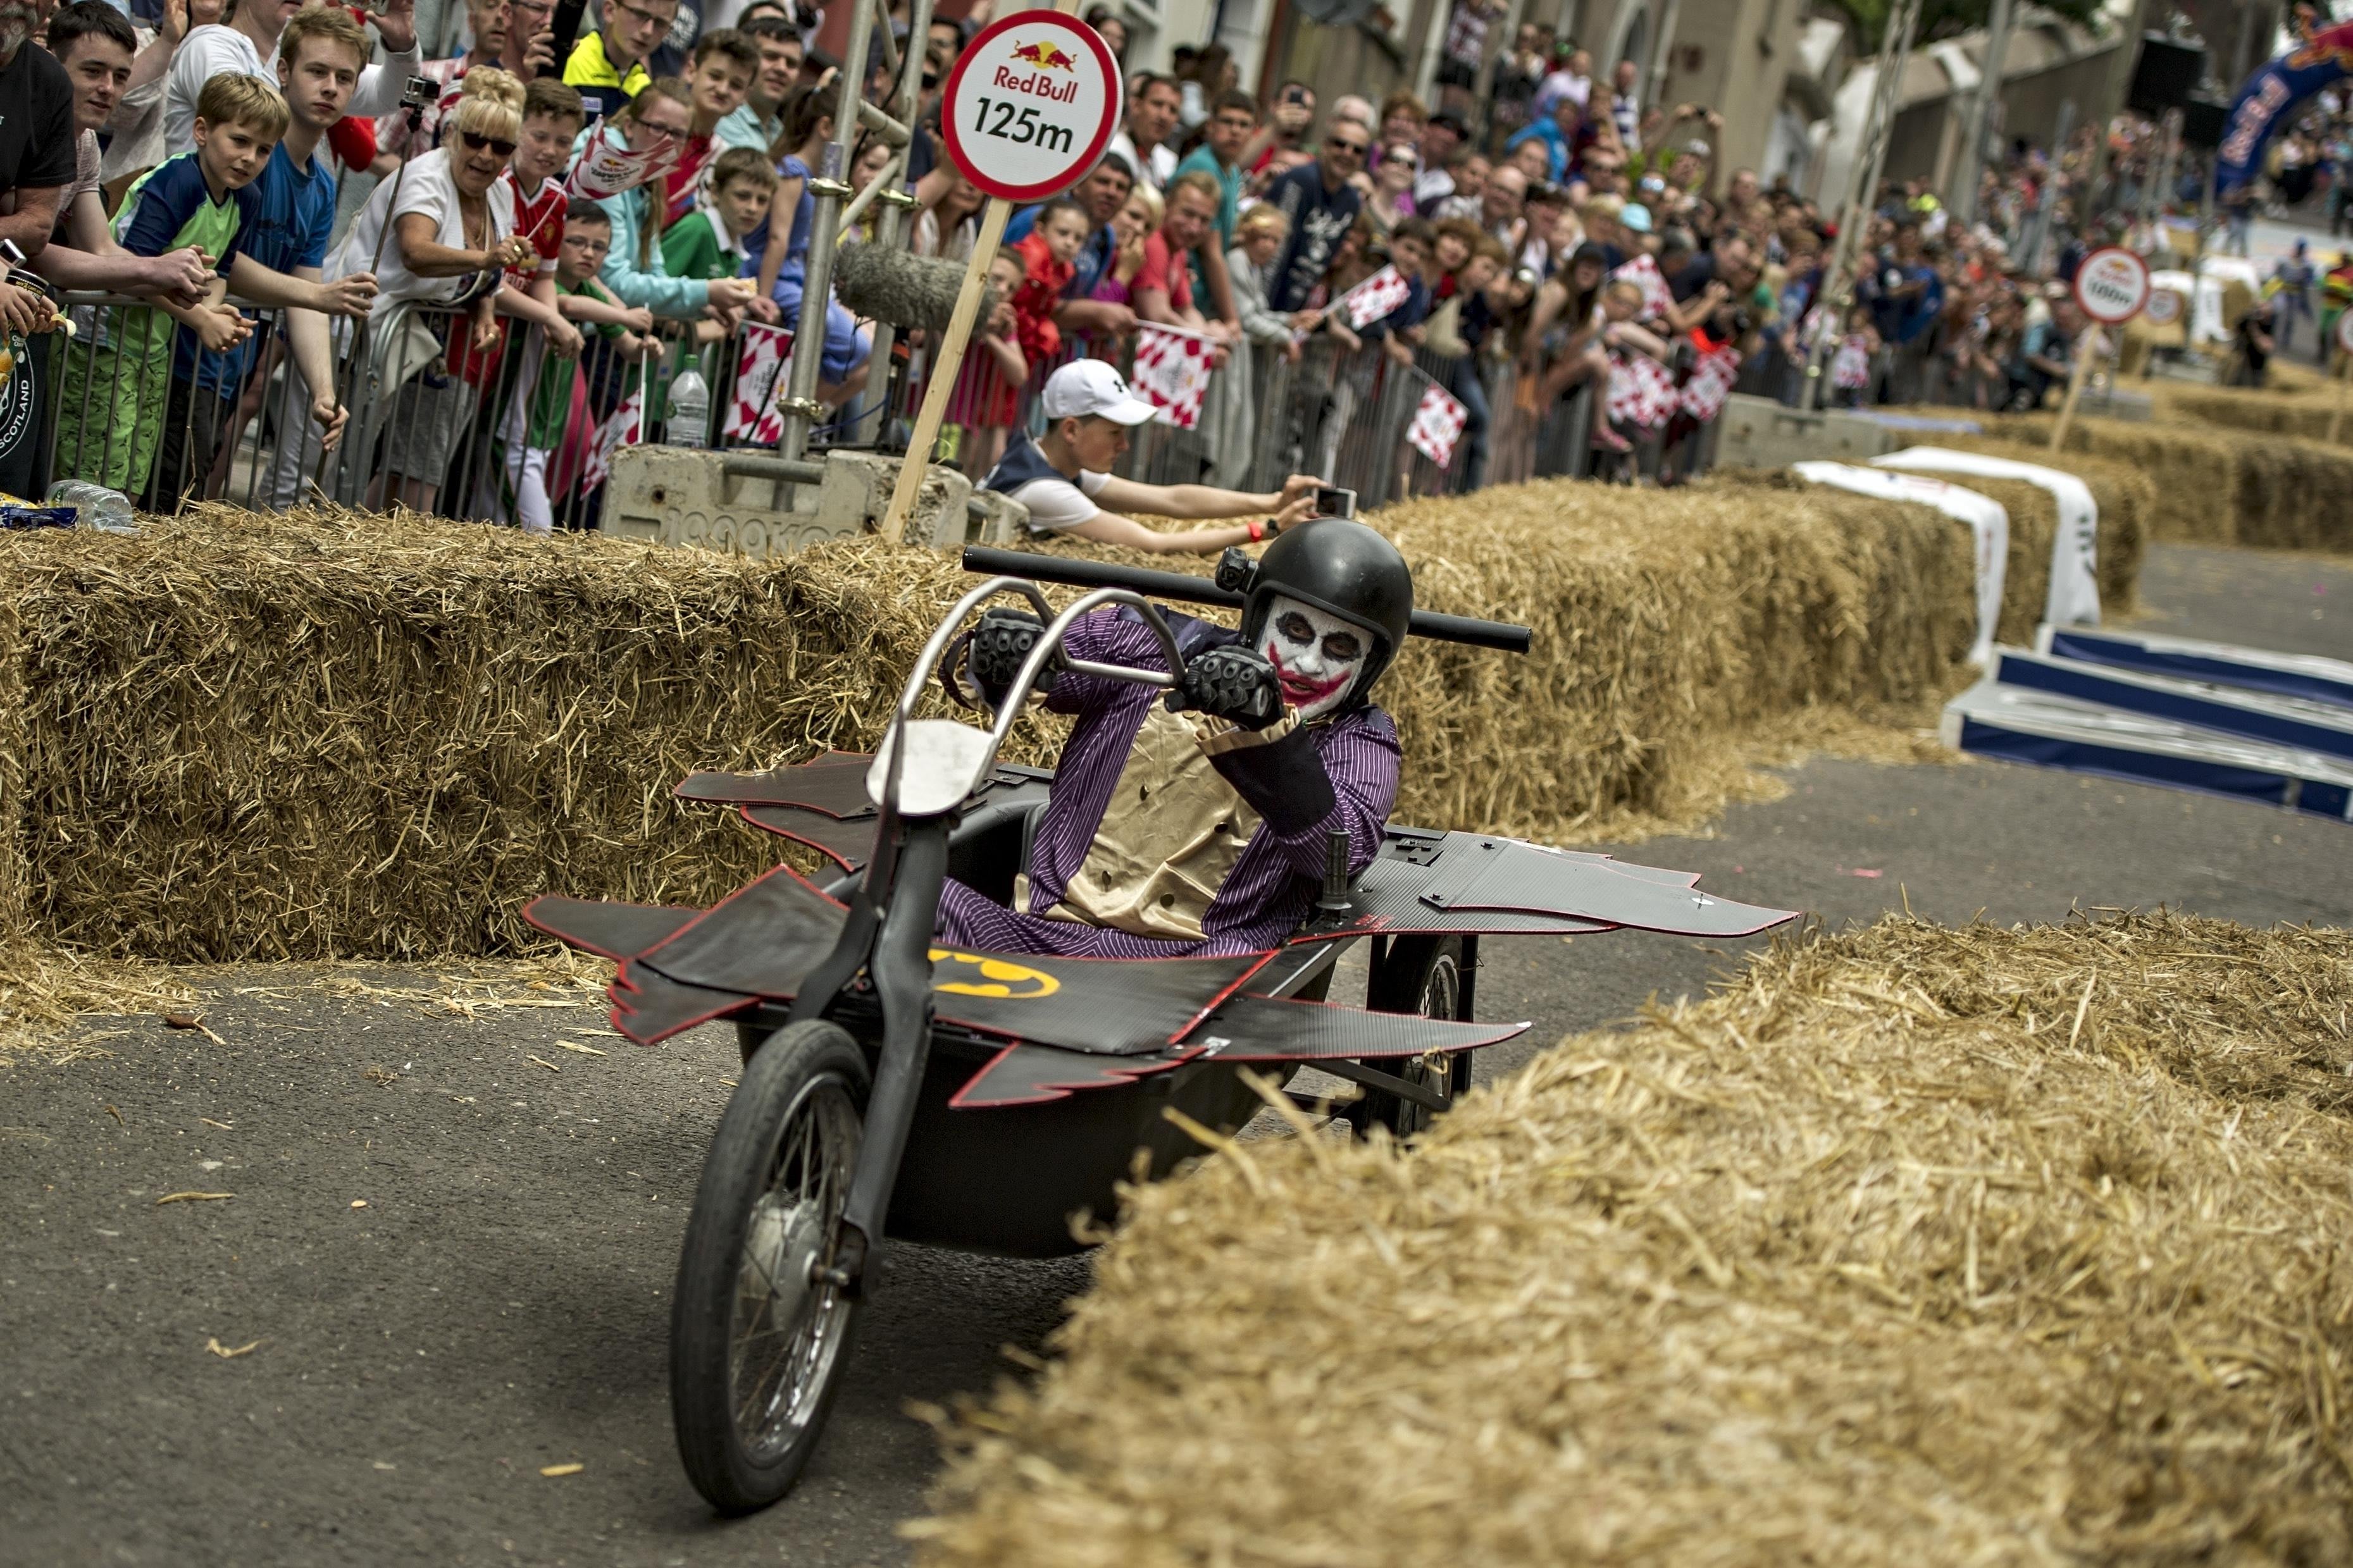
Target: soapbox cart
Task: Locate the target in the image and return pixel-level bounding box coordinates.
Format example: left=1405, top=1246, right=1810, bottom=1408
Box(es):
left=524, top=548, right=1795, bottom=1514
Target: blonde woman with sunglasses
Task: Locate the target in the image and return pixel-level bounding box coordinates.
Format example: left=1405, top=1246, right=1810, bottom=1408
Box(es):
left=330, top=70, right=576, bottom=512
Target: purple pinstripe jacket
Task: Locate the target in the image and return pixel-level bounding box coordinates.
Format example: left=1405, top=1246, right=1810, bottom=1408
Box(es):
left=1014, top=608, right=1402, bottom=956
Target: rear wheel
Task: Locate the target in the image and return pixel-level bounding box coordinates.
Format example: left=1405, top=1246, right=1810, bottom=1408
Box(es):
left=1347, top=935, right=1472, bottom=1140
left=671, top=1019, right=868, bottom=1513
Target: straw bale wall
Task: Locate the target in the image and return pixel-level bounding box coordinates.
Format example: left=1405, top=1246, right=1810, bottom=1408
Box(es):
left=0, top=477, right=2006, bottom=963
left=1924, top=438, right=2152, bottom=613
left=2137, top=376, right=2353, bottom=448
left=0, top=509, right=981, bottom=961
left=1706, top=469, right=2063, bottom=646
left=1708, top=441, right=2148, bottom=614
left=914, top=912, right=2353, bottom=1567
left=1999, top=412, right=2353, bottom=552
left=0, top=591, right=25, bottom=949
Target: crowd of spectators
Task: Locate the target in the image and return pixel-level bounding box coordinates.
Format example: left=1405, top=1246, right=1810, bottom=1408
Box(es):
left=0, top=0, right=2192, bottom=522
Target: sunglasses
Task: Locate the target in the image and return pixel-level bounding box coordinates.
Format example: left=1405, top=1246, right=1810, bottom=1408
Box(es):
left=1326, top=138, right=1368, bottom=156
left=462, top=130, right=518, bottom=156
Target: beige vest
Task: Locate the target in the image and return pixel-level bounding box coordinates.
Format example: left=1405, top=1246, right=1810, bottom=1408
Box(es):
left=1021, top=705, right=1277, bottom=942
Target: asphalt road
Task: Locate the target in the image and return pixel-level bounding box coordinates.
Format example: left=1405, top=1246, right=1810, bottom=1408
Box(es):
left=4, top=543, right=2349, bottom=1568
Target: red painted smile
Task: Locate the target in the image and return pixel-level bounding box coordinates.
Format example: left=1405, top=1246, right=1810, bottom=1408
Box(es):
left=1267, top=648, right=1350, bottom=709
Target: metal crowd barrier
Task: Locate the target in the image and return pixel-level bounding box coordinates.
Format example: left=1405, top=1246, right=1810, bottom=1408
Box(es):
left=41, top=288, right=764, bottom=534
left=46, top=288, right=323, bottom=516
left=40, top=279, right=1738, bottom=533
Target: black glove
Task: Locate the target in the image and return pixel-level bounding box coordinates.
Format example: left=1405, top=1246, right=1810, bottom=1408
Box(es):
left=1165, top=645, right=1284, bottom=730
left=967, top=608, right=1057, bottom=705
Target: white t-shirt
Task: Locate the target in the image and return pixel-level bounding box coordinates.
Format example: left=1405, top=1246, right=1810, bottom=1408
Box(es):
left=164, top=23, right=419, bottom=158
left=330, top=147, right=517, bottom=305
left=1013, top=467, right=1114, bottom=533
left=1105, top=130, right=1177, bottom=192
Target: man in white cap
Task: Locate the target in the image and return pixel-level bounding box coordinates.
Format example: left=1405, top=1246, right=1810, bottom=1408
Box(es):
left=980, top=359, right=1323, bottom=555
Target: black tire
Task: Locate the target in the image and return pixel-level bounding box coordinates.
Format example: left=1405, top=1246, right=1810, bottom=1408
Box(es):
left=671, top=1019, right=869, bottom=1514
left=1347, top=935, right=1472, bottom=1140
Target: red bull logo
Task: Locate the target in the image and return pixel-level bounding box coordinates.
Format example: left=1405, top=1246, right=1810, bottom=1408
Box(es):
left=1009, top=39, right=1076, bottom=70
left=991, top=39, right=1083, bottom=106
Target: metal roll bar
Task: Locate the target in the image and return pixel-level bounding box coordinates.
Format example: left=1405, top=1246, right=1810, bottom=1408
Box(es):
left=875, top=580, right=1188, bottom=819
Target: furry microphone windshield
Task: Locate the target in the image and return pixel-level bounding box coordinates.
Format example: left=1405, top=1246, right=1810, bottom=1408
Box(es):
left=831, top=243, right=1000, bottom=334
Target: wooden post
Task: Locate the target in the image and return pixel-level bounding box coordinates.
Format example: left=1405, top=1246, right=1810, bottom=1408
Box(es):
left=880, top=197, right=1013, bottom=540
left=2048, top=326, right=2099, bottom=454
left=2331, top=352, right=2350, bottom=447
left=879, top=0, right=1086, bottom=535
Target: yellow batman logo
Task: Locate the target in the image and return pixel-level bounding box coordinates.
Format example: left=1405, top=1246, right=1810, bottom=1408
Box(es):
left=928, top=949, right=1062, bottom=999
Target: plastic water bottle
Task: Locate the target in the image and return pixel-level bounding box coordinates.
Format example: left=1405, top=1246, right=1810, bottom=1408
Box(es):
left=665, top=364, right=709, bottom=448
left=46, top=480, right=138, bottom=533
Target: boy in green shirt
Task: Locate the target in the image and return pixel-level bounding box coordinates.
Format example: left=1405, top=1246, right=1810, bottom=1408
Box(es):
left=656, top=146, right=776, bottom=390
left=661, top=146, right=776, bottom=286
left=502, top=201, right=655, bottom=533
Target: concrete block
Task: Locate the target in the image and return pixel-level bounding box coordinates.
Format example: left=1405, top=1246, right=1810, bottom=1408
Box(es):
left=816, top=448, right=974, bottom=547
left=599, top=445, right=978, bottom=557
left=1711, top=393, right=1903, bottom=471
left=965, top=488, right=1029, bottom=545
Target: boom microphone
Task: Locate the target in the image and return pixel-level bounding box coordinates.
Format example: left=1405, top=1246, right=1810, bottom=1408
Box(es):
left=831, top=242, right=999, bottom=334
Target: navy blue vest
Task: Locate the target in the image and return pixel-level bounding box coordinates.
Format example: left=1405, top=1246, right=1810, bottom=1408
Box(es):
left=979, top=434, right=1068, bottom=497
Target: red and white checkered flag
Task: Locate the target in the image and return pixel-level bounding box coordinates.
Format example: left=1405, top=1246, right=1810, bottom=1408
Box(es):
left=723, top=323, right=795, bottom=445
left=1679, top=343, right=1741, bottom=421
left=1131, top=323, right=1214, bottom=430
left=1339, top=264, right=1412, bottom=329
left=1406, top=378, right=1468, bottom=468
left=581, top=385, right=643, bottom=490
left=1611, top=254, right=1675, bottom=321
left=1605, top=350, right=1678, bottom=430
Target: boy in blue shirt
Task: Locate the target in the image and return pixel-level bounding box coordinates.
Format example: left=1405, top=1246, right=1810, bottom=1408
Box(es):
left=54, top=71, right=373, bottom=506
left=211, top=5, right=388, bottom=508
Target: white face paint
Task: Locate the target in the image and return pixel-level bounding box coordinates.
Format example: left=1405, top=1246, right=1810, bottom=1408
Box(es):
left=1258, top=595, right=1369, bottom=720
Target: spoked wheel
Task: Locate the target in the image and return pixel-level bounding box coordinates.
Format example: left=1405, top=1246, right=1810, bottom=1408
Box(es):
left=671, top=1020, right=869, bottom=1513
left=1347, top=935, right=1474, bottom=1141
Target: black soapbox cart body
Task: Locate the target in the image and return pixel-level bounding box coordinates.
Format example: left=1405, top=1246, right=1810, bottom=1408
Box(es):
left=524, top=546, right=1795, bottom=1515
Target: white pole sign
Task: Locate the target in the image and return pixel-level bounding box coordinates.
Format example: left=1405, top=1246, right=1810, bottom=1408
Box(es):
left=939, top=10, right=1120, bottom=201
left=2073, top=245, right=2152, bottom=324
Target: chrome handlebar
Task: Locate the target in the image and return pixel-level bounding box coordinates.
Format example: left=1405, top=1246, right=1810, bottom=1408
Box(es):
left=876, top=577, right=1189, bottom=817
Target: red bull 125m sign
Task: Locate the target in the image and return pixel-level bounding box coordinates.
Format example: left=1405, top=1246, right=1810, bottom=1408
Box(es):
left=940, top=9, right=1121, bottom=201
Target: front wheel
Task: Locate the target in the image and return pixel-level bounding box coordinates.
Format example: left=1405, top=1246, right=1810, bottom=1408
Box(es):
left=671, top=1019, right=869, bottom=1513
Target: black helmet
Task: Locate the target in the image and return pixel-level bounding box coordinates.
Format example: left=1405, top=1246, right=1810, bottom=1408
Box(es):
left=1223, top=521, right=1414, bottom=712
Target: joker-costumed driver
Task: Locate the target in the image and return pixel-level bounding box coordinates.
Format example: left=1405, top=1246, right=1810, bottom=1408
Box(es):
left=938, top=491, right=1414, bottom=961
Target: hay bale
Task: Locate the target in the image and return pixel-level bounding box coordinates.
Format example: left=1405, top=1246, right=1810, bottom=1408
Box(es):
left=0, top=506, right=1014, bottom=961
left=2001, top=412, right=2353, bottom=552
left=2137, top=378, right=2353, bottom=449
left=0, top=585, right=24, bottom=947
left=1928, top=438, right=2152, bottom=614
left=914, top=913, right=2353, bottom=1567
left=1707, top=467, right=2055, bottom=645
